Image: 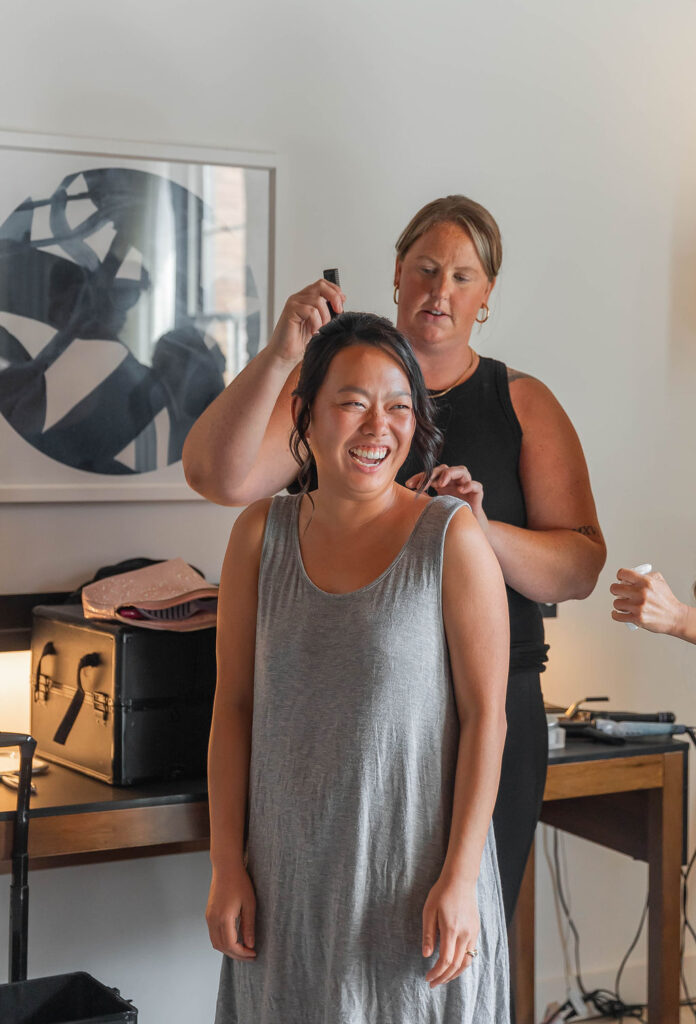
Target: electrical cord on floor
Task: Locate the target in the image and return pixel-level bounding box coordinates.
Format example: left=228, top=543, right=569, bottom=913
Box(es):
left=549, top=829, right=646, bottom=1020
left=578, top=895, right=647, bottom=1020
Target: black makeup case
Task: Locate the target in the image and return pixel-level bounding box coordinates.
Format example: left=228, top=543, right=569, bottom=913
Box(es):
left=29, top=605, right=216, bottom=786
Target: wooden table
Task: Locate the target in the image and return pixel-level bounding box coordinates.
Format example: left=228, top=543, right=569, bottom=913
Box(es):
left=509, top=736, right=688, bottom=1024
left=0, top=766, right=209, bottom=871
left=1, top=738, right=688, bottom=1023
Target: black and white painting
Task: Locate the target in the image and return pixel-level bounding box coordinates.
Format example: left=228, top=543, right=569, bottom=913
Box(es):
left=0, top=135, right=274, bottom=500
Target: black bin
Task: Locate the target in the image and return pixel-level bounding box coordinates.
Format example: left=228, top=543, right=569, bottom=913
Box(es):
left=0, top=971, right=136, bottom=1023
left=0, top=733, right=137, bottom=1023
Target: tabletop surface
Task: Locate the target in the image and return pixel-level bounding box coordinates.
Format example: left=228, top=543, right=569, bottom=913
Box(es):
left=0, top=737, right=689, bottom=823
left=0, top=762, right=206, bottom=821
left=549, top=734, right=689, bottom=765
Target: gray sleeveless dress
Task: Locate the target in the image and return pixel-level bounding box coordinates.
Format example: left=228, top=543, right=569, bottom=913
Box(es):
left=215, top=493, right=509, bottom=1023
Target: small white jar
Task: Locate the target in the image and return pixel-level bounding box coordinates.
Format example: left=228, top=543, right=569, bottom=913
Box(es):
left=546, top=714, right=566, bottom=750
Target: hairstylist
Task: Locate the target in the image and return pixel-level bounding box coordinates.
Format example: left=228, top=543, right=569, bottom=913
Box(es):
left=183, top=195, right=606, bottom=924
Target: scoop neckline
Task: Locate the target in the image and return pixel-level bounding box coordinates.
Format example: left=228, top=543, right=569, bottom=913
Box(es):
left=291, top=494, right=435, bottom=598
left=428, top=353, right=485, bottom=399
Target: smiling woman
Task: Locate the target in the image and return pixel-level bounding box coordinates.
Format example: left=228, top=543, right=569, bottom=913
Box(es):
left=206, top=312, right=512, bottom=1022
left=288, top=311, right=441, bottom=498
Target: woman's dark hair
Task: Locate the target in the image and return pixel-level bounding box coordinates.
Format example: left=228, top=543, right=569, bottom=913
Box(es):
left=290, top=311, right=443, bottom=494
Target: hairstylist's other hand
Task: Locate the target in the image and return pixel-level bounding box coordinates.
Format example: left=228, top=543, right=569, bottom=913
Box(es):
left=422, top=874, right=480, bottom=987
left=610, top=569, right=687, bottom=635
left=406, top=465, right=486, bottom=526
left=206, top=863, right=257, bottom=961
left=269, top=280, right=346, bottom=368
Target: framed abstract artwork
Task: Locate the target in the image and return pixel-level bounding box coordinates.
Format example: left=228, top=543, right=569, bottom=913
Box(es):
left=0, top=132, right=275, bottom=501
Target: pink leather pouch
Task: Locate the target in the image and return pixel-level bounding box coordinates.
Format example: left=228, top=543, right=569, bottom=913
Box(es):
left=82, top=558, right=218, bottom=631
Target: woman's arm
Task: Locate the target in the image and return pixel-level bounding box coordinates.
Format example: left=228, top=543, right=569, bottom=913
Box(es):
left=487, top=372, right=606, bottom=602
left=611, top=569, right=696, bottom=643
left=182, top=280, right=344, bottom=506
left=423, top=507, right=509, bottom=988
left=413, top=375, right=606, bottom=603
left=206, top=499, right=271, bottom=959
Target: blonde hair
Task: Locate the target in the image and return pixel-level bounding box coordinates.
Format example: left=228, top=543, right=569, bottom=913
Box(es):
left=395, top=195, right=502, bottom=282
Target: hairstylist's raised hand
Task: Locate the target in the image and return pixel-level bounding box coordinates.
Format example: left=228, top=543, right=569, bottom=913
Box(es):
left=206, top=863, right=257, bottom=961
left=406, top=465, right=487, bottom=527
left=610, top=569, right=690, bottom=636
left=269, top=279, right=346, bottom=368
left=422, top=874, right=481, bottom=988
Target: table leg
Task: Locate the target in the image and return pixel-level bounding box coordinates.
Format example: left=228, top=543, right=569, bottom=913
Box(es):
left=647, top=752, right=684, bottom=1023
left=509, top=838, right=535, bottom=1024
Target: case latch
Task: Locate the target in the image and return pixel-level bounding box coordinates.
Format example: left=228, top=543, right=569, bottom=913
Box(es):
left=34, top=675, right=52, bottom=703
left=33, top=641, right=56, bottom=703
left=93, top=691, right=112, bottom=724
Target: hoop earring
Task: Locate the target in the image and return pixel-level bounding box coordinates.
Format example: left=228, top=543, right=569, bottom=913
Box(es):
left=476, top=303, right=489, bottom=324
left=393, top=286, right=399, bottom=305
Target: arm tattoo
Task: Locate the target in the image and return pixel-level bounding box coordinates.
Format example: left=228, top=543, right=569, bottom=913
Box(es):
left=506, top=367, right=532, bottom=383
left=574, top=525, right=599, bottom=538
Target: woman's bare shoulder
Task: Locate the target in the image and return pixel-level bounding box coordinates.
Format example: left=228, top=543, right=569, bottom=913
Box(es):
left=443, top=503, right=485, bottom=554
left=225, top=498, right=274, bottom=562
left=506, top=365, right=538, bottom=385
left=506, top=366, right=552, bottom=398
left=505, top=367, right=573, bottom=431
left=234, top=497, right=274, bottom=530
left=442, top=504, right=506, bottom=595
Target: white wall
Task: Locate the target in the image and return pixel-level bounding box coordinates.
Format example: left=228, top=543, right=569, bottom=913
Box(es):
left=1, top=0, right=695, bottom=1017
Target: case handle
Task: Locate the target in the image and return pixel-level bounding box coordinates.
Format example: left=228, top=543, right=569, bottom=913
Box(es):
left=53, top=652, right=101, bottom=745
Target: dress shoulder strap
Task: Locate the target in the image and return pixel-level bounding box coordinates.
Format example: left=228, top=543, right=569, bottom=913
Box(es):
left=399, top=495, right=470, bottom=579
left=258, top=493, right=302, bottom=589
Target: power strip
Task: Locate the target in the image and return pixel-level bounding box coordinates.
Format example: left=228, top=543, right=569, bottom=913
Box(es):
left=541, top=986, right=587, bottom=1023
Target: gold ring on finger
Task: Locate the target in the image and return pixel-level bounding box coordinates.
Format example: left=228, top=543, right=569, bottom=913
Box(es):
left=465, top=949, right=478, bottom=958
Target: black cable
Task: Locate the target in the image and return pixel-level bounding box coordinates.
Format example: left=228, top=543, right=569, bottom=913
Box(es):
left=680, top=729, right=696, bottom=1017
left=614, top=897, right=648, bottom=1003
left=681, top=798, right=696, bottom=1018
left=684, top=848, right=696, bottom=947
left=582, top=988, right=645, bottom=1019
left=681, top=856, right=696, bottom=1019
left=547, top=727, right=696, bottom=1021
left=672, top=727, right=696, bottom=1019
left=551, top=829, right=646, bottom=1019
left=605, top=726, right=696, bottom=1020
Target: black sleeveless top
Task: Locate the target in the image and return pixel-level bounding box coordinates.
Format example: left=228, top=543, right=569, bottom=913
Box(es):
left=397, top=355, right=548, bottom=675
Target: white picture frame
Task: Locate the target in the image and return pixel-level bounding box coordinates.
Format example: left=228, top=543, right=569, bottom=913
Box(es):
left=0, top=131, right=276, bottom=502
